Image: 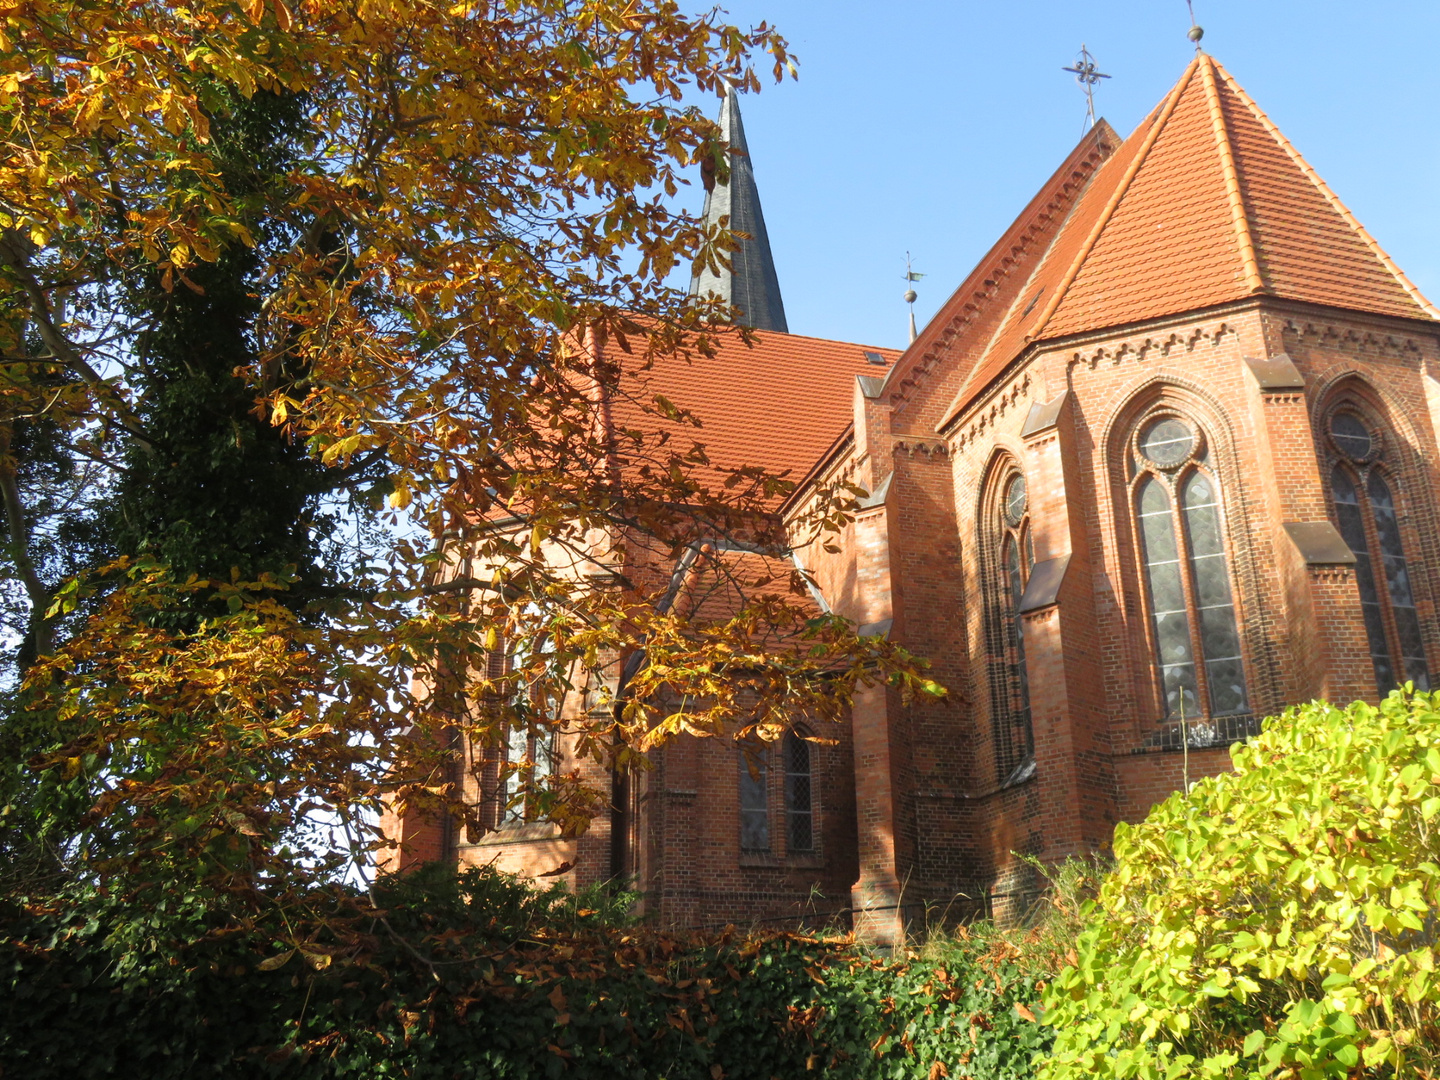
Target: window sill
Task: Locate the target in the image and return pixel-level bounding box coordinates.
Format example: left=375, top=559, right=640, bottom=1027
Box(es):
left=739, top=851, right=825, bottom=870
left=469, top=821, right=563, bottom=846
left=1000, top=756, right=1036, bottom=789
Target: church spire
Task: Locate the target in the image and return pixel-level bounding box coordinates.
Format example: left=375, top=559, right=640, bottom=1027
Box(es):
left=689, top=86, right=789, bottom=333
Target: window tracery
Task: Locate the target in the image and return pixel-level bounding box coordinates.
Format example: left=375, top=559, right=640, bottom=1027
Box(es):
left=982, top=463, right=1034, bottom=784
left=1129, top=414, right=1248, bottom=721
left=1325, top=407, right=1430, bottom=694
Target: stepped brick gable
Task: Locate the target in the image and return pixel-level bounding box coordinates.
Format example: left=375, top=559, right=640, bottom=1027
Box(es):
left=385, top=55, right=1440, bottom=942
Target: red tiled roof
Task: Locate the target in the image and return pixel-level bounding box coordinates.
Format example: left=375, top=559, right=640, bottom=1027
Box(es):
left=604, top=329, right=899, bottom=487
left=941, top=54, right=1438, bottom=428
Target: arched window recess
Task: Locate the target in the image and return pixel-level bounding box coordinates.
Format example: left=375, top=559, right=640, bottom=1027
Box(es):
left=983, top=464, right=1035, bottom=785
left=1324, top=406, right=1430, bottom=695
left=1129, top=413, right=1249, bottom=730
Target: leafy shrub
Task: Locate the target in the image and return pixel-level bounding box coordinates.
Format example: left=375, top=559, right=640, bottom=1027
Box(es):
left=1, top=863, right=1046, bottom=1079
left=1040, top=691, right=1440, bottom=1080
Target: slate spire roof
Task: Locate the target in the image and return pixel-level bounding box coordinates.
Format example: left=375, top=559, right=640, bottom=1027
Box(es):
left=689, top=86, right=789, bottom=333
left=944, top=53, right=1439, bottom=423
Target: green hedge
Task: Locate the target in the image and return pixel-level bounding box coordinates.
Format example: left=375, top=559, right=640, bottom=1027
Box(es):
left=1, top=865, right=1047, bottom=1079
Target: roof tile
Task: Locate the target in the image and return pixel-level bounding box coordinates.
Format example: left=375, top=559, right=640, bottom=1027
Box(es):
left=606, top=330, right=898, bottom=491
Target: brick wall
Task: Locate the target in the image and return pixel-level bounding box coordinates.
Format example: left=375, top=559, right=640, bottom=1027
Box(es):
left=384, top=297, right=1440, bottom=941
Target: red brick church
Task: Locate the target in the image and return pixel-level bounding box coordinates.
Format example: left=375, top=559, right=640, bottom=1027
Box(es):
left=386, top=52, right=1440, bottom=943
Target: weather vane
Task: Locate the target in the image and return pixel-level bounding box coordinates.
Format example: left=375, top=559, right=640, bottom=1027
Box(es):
left=903, top=253, right=924, bottom=344
left=1185, top=0, right=1205, bottom=48
left=1062, top=44, right=1110, bottom=131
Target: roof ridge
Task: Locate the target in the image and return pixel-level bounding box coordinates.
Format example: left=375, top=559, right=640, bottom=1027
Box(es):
left=1198, top=54, right=1263, bottom=294
left=905, top=125, right=1117, bottom=412
left=1024, top=54, right=1202, bottom=344
left=743, top=329, right=900, bottom=353
left=966, top=172, right=1097, bottom=384
left=891, top=123, right=1116, bottom=381
left=1211, top=58, right=1439, bottom=320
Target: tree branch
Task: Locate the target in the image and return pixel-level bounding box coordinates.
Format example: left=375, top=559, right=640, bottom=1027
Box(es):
left=0, top=232, right=157, bottom=452
left=0, top=426, right=53, bottom=657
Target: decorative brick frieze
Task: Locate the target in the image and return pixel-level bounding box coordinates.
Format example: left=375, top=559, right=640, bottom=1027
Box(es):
left=1283, top=318, right=1423, bottom=358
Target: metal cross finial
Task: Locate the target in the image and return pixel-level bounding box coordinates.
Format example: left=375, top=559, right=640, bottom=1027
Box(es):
left=1062, top=44, right=1110, bottom=131
left=903, top=253, right=924, bottom=344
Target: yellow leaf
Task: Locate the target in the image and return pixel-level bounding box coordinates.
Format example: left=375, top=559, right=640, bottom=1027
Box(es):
left=257, top=949, right=295, bottom=971
left=75, top=93, right=104, bottom=135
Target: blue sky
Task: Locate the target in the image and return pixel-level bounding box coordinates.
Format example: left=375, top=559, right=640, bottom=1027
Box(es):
left=669, top=0, right=1440, bottom=349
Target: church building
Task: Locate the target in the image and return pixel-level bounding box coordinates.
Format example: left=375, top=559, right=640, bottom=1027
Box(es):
left=386, top=52, right=1440, bottom=944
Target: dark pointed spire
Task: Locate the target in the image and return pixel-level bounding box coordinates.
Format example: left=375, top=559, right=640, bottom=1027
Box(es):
left=690, top=86, right=788, bottom=333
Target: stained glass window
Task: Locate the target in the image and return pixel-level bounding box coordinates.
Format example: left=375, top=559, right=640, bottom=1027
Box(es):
left=783, top=733, right=813, bottom=852
left=1137, top=476, right=1200, bottom=718
left=496, top=627, right=560, bottom=827
left=1332, top=451, right=1430, bottom=694
left=1140, top=417, right=1195, bottom=468
left=1181, top=472, right=1247, bottom=716
left=1004, top=475, right=1028, bottom=526
left=501, top=723, right=555, bottom=825
left=1133, top=418, right=1248, bottom=721
left=1330, top=413, right=1373, bottom=461
left=1325, top=398, right=1432, bottom=695
left=1369, top=474, right=1429, bottom=688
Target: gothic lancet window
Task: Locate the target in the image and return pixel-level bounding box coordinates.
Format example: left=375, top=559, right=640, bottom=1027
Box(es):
left=783, top=731, right=813, bottom=852
left=1327, top=410, right=1430, bottom=694
left=1131, top=415, right=1248, bottom=721
left=984, top=466, right=1035, bottom=784
left=500, top=722, right=556, bottom=825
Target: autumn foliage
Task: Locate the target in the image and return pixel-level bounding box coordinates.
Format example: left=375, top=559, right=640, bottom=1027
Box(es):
left=0, top=0, right=938, bottom=908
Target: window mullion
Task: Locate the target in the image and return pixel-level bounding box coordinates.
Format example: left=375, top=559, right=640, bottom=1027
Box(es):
left=1173, top=476, right=1213, bottom=719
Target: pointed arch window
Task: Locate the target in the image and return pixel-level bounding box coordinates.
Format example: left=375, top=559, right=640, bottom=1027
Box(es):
left=1131, top=416, right=1248, bottom=720
left=1327, top=411, right=1429, bottom=694
left=783, top=731, right=813, bottom=853
left=984, top=467, right=1035, bottom=784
